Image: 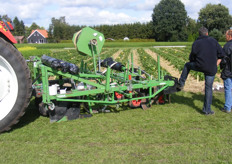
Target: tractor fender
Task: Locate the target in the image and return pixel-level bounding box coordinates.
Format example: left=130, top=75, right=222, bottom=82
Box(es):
left=0, top=21, right=17, bottom=44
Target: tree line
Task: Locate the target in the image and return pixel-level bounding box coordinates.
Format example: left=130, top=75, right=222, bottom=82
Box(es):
left=47, top=17, right=154, bottom=43
left=1, top=0, right=232, bottom=42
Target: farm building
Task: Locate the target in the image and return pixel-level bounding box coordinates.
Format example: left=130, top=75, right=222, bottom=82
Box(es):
left=27, top=29, right=48, bottom=43
left=14, top=36, right=25, bottom=44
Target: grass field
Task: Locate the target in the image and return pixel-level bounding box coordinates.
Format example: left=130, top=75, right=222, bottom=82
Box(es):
left=1, top=92, right=231, bottom=163
left=1, top=42, right=231, bottom=163
left=15, top=41, right=194, bottom=49
left=15, top=41, right=226, bottom=49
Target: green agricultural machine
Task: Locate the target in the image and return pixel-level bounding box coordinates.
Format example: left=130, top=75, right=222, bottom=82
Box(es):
left=31, top=27, right=178, bottom=122
left=0, top=25, right=178, bottom=132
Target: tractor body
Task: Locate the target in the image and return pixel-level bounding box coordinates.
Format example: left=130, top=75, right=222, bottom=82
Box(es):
left=0, top=21, right=17, bottom=44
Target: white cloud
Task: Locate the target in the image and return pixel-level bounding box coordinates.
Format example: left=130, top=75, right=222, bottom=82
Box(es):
left=56, top=0, right=105, bottom=8
left=1, top=1, right=48, bottom=19
left=135, top=0, right=160, bottom=10
left=107, top=0, right=138, bottom=9
left=46, top=7, right=143, bottom=26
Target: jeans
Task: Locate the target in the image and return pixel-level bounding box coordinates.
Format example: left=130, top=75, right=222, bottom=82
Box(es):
left=179, top=62, right=215, bottom=114
left=203, top=75, right=215, bottom=113
left=223, top=78, right=232, bottom=111
left=179, top=62, right=199, bottom=87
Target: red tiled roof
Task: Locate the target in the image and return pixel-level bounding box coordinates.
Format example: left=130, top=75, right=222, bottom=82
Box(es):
left=31, top=29, right=48, bottom=38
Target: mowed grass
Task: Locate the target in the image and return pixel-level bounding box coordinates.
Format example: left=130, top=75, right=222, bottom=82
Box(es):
left=1, top=91, right=232, bottom=163
left=15, top=41, right=194, bottom=49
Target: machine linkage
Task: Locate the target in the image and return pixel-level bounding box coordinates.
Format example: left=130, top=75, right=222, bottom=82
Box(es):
left=30, top=27, right=178, bottom=122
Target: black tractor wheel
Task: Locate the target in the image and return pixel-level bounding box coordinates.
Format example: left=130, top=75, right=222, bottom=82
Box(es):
left=0, top=38, right=32, bottom=133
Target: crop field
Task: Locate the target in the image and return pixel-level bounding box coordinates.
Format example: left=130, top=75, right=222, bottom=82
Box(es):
left=1, top=42, right=232, bottom=163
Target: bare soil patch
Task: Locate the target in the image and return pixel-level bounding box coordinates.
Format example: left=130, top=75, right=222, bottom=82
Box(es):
left=130, top=49, right=144, bottom=70
left=112, top=49, right=123, bottom=59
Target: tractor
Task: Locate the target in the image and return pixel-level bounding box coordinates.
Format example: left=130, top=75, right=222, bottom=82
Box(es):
left=0, top=20, right=32, bottom=133
left=0, top=21, right=178, bottom=133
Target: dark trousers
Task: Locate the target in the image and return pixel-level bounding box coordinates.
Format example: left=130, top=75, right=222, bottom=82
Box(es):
left=179, top=62, right=215, bottom=114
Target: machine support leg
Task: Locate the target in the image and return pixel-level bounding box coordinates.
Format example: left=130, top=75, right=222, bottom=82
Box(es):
left=105, top=67, right=111, bottom=92
left=157, top=55, right=160, bottom=81
left=41, top=66, right=50, bottom=103
left=131, top=53, right=134, bottom=73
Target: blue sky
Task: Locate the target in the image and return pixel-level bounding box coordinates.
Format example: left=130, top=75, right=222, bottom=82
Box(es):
left=1, top=0, right=232, bottom=29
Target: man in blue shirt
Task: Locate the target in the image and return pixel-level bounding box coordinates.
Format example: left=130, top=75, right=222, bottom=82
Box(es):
left=178, top=27, right=225, bottom=115
left=220, top=29, right=232, bottom=113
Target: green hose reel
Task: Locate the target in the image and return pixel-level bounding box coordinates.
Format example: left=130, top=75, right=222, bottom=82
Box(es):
left=72, top=27, right=105, bottom=57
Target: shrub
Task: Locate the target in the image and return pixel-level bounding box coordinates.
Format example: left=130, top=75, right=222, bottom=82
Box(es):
left=209, top=29, right=223, bottom=41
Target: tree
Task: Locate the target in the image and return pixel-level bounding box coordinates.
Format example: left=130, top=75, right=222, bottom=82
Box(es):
left=198, top=4, right=232, bottom=33
left=12, top=17, right=25, bottom=36
left=20, top=20, right=25, bottom=35
left=25, top=22, right=42, bottom=37
left=30, top=22, right=40, bottom=30
left=151, top=0, right=188, bottom=41
left=48, top=16, right=72, bottom=42
left=209, top=28, right=223, bottom=41
left=94, top=22, right=153, bottom=40
left=186, top=17, right=201, bottom=42
left=0, top=15, right=12, bottom=22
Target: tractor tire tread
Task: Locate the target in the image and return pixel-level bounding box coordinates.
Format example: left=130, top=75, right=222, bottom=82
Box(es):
left=0, top=37, right=32, bottom=133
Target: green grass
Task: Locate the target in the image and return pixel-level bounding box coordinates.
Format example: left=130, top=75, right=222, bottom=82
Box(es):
left=15, top=41, right=227, bottom=49
left=15, top=42, right=194, bottom=49
left=15, top=43, right=75, bottom=49
left=1, top=92, right=232, bottom=163
left=104, top=42, right=193, bottom=48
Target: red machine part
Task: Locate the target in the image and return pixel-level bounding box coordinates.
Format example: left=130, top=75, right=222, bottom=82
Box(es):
left=6, top=22, right=14, bottom=30
left=130, top=99, right=142, bottom=107
left=158, top=95, right=165, bottom=104
left=115, top=92, right=123, bottom=100
left=0, top=21, right=17, bottom=44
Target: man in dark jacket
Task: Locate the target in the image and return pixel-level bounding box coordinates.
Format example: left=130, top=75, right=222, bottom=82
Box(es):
left=220, top=29, right=232, bottom=113
left=178, top=27, right=225, bottom=115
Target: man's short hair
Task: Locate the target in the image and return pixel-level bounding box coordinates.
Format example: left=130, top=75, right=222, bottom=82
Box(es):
left=199, top=27, right=208, bottom=36
left=226, top=29, right=232, bottom=37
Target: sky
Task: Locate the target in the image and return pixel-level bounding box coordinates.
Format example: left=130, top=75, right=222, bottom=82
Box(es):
left=1, top=0, right=232, bottom=29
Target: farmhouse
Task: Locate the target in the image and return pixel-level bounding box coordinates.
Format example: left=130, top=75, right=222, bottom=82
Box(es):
left=27, top=29, right=48, bottom=43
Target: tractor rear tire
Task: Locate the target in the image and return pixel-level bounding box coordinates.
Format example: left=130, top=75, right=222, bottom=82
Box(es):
left=0, top=38, right=32, bottom=133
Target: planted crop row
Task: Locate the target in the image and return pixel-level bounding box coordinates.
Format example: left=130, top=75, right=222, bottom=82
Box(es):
left=150, top=48, right=187, bottom=71
left=137, top=48, right=169, bottom=78
left=50, top=49, right=87, bottom=65
left=50, top=48, right=119, bottom=68
left=149, top=48, right=205, bottom=81
left=20, top=48, right=52, bottom=59
left=80, top=48, right=120, bottom=71
left=115, top=49, right=131, bottom=66
left=20, top=46, right=121, bottom=74
left=100, top=48, right=119, bottom=59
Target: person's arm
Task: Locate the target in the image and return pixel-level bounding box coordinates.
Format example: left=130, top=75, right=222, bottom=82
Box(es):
left=217, top=42, right=225, bottom=59
left=217, top=59, right=221, bottom=66
left=189, top=43, right=196, bottom=62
